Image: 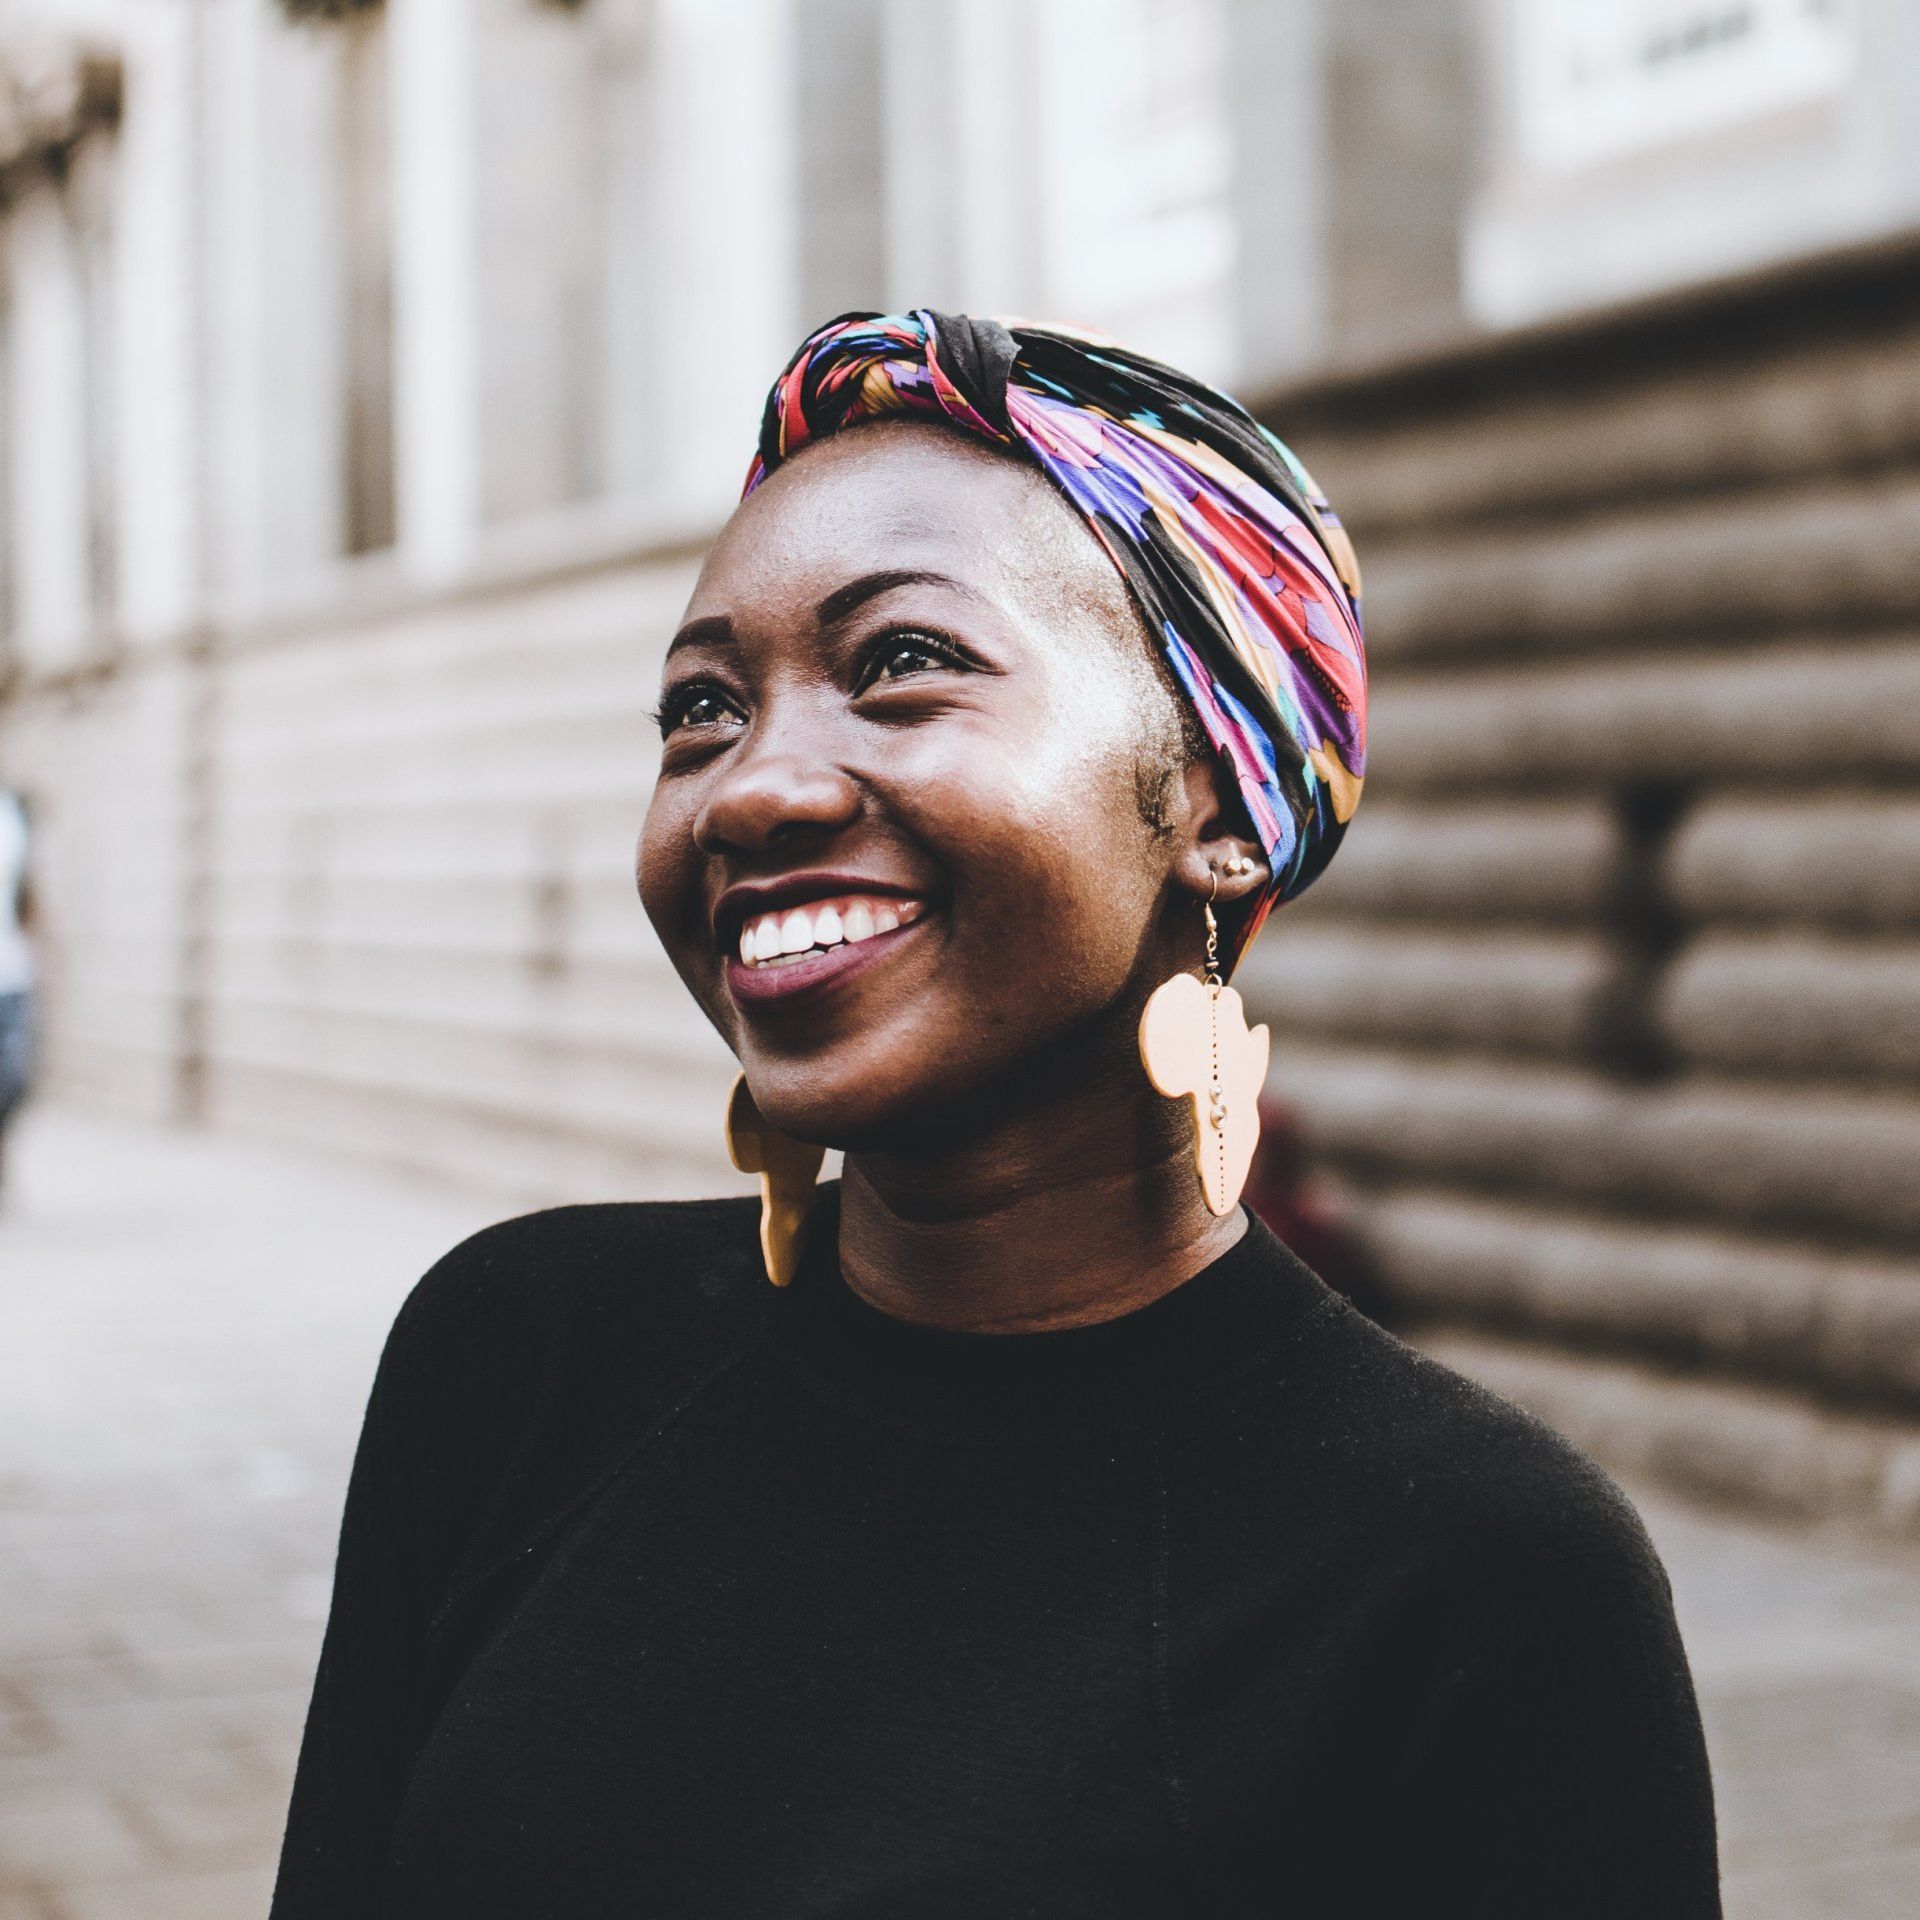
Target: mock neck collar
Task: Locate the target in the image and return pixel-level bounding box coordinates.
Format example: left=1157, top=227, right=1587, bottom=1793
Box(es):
left=763, top=1182, right=1340, bottom=1442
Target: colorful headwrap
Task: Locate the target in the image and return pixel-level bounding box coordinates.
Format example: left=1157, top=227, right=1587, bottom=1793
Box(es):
left=742, top=309, right=1367, bottom=969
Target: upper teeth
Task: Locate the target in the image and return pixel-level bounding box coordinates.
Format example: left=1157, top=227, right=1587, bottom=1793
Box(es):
left=737, top=895, right=922, bottom=966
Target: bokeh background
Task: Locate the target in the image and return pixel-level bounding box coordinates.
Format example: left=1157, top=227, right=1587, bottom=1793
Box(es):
left=2, top=0, right=1918, bottom=1914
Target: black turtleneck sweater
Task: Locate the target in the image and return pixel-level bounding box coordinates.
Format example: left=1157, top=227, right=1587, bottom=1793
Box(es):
left=269, top=1185, right=1720, bottom=1918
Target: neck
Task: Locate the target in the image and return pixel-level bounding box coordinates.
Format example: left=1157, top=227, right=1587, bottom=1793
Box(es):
left=835, top=1045, right=1246, bottom=1334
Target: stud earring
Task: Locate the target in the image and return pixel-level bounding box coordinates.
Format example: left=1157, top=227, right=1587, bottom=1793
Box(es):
left=724, top=1072, right=825, bottom=1286
left=1138, top=868, right=1270, bottom=1216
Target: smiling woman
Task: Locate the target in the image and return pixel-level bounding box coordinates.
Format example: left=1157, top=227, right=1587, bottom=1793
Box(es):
left=270, top=313, right=1722, bottom=1920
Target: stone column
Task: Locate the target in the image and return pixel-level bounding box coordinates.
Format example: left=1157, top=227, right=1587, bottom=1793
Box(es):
left=594, top=0, right=655, bottom=502
left=470, top=0, right=603, bottom=523
left=1320, top=0, right=1477, bottom=359
left=877, top=0, right=960, bottom=312
left=879, top=0, right=1235, bottom=372
left=878, top=0, right=1042, bottom=317
left=6, top=183, right=92, bottom=665
left=1225, top=0, right=1330, bottom=390
left=388, top=0, right=481, bottom=579
left=201, top=0, right=356, bottom=594
left=794, top=0, right=888, bottom=326
left=112, top=0, right=205, bottom=641
left=1029, top=0, right=1234, bottom=374
left=637, top=0, right=800, bottom=520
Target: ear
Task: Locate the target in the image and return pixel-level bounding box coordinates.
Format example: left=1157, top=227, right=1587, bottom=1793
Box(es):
left=1169, top=756, right=1267, bottom=908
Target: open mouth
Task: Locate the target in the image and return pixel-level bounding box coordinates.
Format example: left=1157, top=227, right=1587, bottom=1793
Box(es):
left=736, top=894, right=926, bottom=967
left=723, top=893, right=932, bottom=1004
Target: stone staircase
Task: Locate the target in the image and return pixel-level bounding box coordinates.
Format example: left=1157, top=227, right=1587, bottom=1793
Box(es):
left=1238, top=235, right=1920, bottom=1541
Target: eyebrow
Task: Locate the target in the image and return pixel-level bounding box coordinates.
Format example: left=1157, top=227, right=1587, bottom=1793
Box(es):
left=664, top=568, right=976, bottom=660
left=664, top=614, right=734, bottom=660
left=814, top=567, right=972, bottom=627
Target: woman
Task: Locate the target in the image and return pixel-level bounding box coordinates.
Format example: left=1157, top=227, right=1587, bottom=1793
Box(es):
left=271, top=312, right=1721, bottom=1917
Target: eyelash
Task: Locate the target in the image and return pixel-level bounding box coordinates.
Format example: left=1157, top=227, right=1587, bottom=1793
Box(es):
left=652, top=627, right=971, bottom=737
left=852, top=626, right=970, bottom=691
left=650, top=679, right=734, bottom=736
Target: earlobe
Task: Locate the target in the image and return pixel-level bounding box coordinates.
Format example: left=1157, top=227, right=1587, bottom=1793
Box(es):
left=1173, top=840, right=1265, bottom=910
left=1172, top=759, right=1266, bottom=904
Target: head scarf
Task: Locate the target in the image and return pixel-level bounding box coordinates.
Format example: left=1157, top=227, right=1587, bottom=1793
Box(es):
left=742, top=309, right=1367, bottom=970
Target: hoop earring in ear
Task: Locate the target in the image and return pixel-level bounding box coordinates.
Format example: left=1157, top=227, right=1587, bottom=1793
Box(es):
left=724, top=1072, right=825, bottom=1286
left=1138, top=868, right=1271, bottom=1216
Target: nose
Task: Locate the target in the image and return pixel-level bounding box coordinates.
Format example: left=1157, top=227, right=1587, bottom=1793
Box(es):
left=692, top=721, right=862, bottom=857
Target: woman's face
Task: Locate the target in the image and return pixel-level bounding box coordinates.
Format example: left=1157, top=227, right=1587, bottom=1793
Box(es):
left=637, top=420, right=1210, bottom=1150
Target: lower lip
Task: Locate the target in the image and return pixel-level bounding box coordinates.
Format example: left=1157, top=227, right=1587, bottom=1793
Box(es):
left=723, top=915, right=930, bottom=1006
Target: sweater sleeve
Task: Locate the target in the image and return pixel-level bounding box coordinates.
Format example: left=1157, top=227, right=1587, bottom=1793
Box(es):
left=267, top=1214, right=553, bottom=1919
left=1362, top=1505, right=1723, bottom=1919
left=267, top=1295, right=442, bottom=1919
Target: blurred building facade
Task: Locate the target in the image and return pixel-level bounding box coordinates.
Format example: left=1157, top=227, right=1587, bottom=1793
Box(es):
left=1, top=0, right=1917, bottom=1530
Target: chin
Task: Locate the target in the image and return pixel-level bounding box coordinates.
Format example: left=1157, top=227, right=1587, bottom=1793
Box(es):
left=734, top=1021, right=993, bottom=1155
left=713, top=912, right=997, bottom=1147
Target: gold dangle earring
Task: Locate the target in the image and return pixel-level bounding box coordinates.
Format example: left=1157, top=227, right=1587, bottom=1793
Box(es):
left=724, top=1072, right=825, bottom=1286
left=1138, top=860, right=1270, bottom=1216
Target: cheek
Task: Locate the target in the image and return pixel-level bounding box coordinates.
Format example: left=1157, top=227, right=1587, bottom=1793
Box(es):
left=636, top=780, right=702, bottom=960
left=892, top=703, right=1166, bottom=996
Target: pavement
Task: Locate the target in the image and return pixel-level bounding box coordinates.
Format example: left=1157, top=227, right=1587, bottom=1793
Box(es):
left=0, top=1104, right=1916, bottom=1918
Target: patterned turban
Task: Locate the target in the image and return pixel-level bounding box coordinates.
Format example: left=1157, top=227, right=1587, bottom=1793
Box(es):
left=742, top=309, right=1367, bottom=969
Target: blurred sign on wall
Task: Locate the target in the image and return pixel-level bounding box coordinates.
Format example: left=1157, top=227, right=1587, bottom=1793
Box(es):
left=1514, top=0, right=1857, bottom=173
left=1466, top=0, right=1916, bottom=326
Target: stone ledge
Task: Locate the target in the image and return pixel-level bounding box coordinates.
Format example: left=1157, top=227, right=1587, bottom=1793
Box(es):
left=1658, top=933, right=1920, bottom=1081
left=1240, top=926, right=1612, bottom=1059
left=1668, top=792, right=1920, bottom=930
left=1288, top=322, right=1920, bottom=537
left=1271, top=1044, right=1920, bottom=1247
left=1374, top=638, right=1920, bottom=791
left=1263, top=223, right=1920, bottom=427
left=1362, top=474, right=1920, bottom=659
left=1412, top=1326, right=1920, bottom=1546
left=1363, top=1190, right=1920, bottom=1411
left=1286, top=798, right=1620, bottom=925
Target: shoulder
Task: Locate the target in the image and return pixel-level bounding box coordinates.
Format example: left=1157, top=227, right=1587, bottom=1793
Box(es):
left=387, top=1194, right=764, bottom=1362
left=371, top=1194, right=767, bottom=1475
left=353, top=1195, right=769, bottom=1601
left=1256, top=1297, right=1672, bottom=1598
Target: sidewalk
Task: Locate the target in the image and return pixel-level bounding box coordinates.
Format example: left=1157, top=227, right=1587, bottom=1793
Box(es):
left=1, top=1104, right=1916, bottom=1917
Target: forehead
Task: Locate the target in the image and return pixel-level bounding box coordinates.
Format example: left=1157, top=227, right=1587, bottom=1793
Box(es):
left=686, top=419, right=1121, bottom=626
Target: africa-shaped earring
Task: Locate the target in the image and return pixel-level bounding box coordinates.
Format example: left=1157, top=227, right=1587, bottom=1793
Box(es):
left=1138, top=868, right=1271, bottom=1215
left=724, top=1072, right=825, bottom=1286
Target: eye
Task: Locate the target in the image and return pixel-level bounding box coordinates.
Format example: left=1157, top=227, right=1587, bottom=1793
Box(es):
left=653, top=679, right=743, bottom=738
left=854, top=627, right=970, bottom=692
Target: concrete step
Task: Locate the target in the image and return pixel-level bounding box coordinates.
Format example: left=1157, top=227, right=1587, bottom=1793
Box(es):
left=1659, top=933, right=1920, bottom=1082
left=1413, top=1325, right=1920, bottom=1547
left=1372, top=636, right=1920, bottom=794
left=1286, top=301, right=1920, bottom=535
left=1666, top=791, right=1920, bottom=931
left=1363, top=472, right=1920, bottom=659
left=1241, top=926, right=1613, bottom=1058
left=1269, top=1044, right=1920, bottom=1248
left=1357, top=1188, right=1920, bottom=1412
left=1249, top=924, right=1920, bottom=1082
left=1287, top=797, right=1621, bottom=926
